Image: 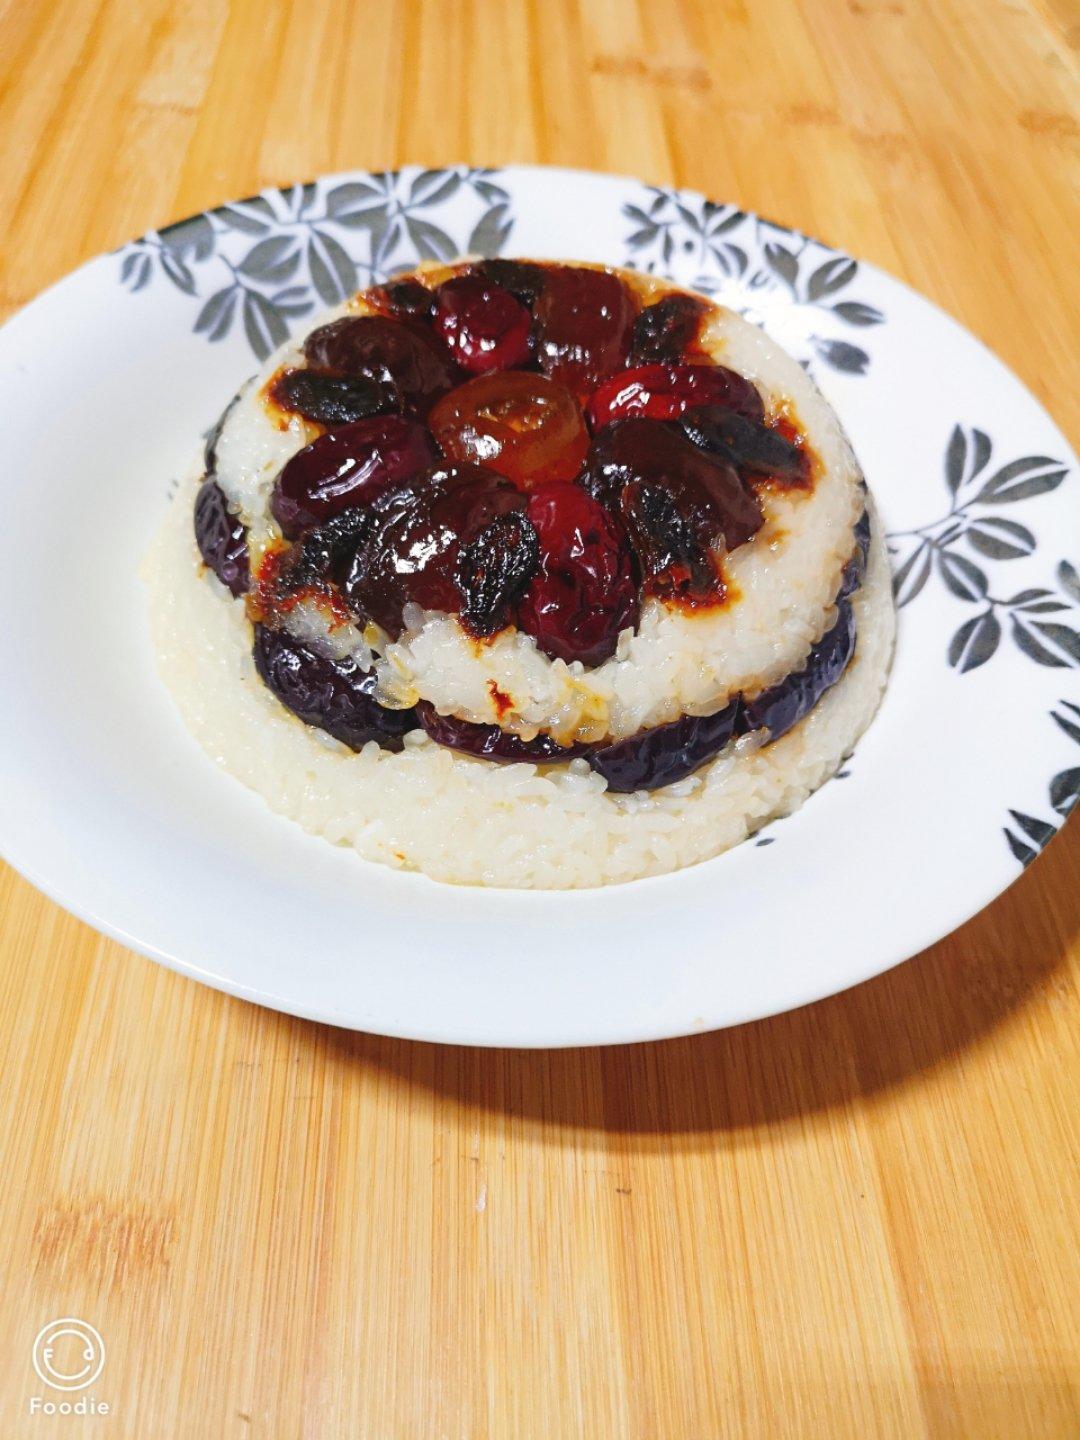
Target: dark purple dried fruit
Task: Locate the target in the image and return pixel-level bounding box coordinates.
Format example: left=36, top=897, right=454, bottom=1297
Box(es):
left=455, top=510, right=539, bottom=636
left=271, top=416, right=438, bottom=538
left=303, top=315, right=457, bottom=415
left=252, top=624, right=417, bottom=751
left=584, top=419, right=762, bottom=600
left=416, top=703, right=585, bottom=762
left=342, top=464, right=528, bottom=637
left=742, top=599, right=856, bottom=740
left=376, top=278, right=436, bottom=320
left=677, top=405, right=807, bottom=483
left=629, top=294, right=708, bottom=365
left=203, top=388, right=245, bottom=475
left=587, top=700, right=741, bottom=793
left=194, top=479, right=249, bottom=595
left=838, top=507, right=871, bottom=598
left=269, top=368, right=393, bottom=426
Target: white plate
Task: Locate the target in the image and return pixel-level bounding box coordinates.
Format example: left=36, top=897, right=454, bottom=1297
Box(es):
left=1, top=165, right=1077, bottom=1046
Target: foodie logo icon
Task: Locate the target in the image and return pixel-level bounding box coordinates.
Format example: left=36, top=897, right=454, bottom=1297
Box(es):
left=31, top=1318, right=105, bottom=1392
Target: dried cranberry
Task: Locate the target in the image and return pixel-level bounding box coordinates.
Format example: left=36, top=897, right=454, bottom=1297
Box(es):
left=342, top=464, right=527, bottom=637
left=373, top=278, right=436, bottom=320
left=475, top=259, right=545, bottom=307
left=271, top=416, right=437, bottom=538
left=455, top=510, right=539, bottom=636
left=517, top=481, right=639, bottom=667
left=269, top=368, right=393, bottom=426
left=677, top=405, right=806, bottom=482
left=194, top=479, right=249, bottom=595
left=417, top=703, right=585, bottom=762
left=303, top=315, right=456, bottom=415
left=629, top=294, right=708, bottom=365
left=428, top=371, right=590, bottom=488
left=587, top=700, right=741, bottom=792
left=742, top=600, right=856, bottom=739
left=433, top=274, right=533, bottom=374
left=253, top=624, right=416, bottom=751
left=584, top=420, right=762, bottom=600
left=534, top=266, right=635, bottom=401
left=587, top=362, right=764, bottom=431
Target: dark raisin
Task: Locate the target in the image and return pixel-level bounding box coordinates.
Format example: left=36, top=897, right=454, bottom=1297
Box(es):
left=587, top=700, right=741, bottom=793
left=475, top=259, right=545, bottom=307
left=271, top=416, right=437, bottom=538
left=455, top=510, right=539, bottom=636
left=303, top=315, right=457, bottom=415
left=194, top=479, right=249, bottom=595
left=252, top=624, right=417, bottom=751
left=629, top=294, right=708, bottom=365
left=517, top=481, right=639, bottom=666
left=269, top=368, right=393, bottom=426
left=416, top=702, right=585, bottom=762
left=583, top=419, right=762, bottom=600
left=677, top=405, right=806, bottom=482
left=376, top=278, right=436, bottom=319
left=342, top=464, right=527, bottom=637
left=741, top=600, right=857, bottom=740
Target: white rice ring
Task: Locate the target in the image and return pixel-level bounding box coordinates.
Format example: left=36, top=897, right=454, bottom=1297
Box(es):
left=144, top=470, right=895, bottom=891
left=209, top=264, right=865, bottom=743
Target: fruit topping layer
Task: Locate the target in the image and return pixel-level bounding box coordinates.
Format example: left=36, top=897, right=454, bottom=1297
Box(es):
left=195, top=260, right=857, bottom=790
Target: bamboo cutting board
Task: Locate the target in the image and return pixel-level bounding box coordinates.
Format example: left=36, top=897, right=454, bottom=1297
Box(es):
left=1, top=0, right=1078, bottom=1435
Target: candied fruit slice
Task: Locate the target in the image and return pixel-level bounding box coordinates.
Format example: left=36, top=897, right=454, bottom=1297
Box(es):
left=428, top=371, right=589, bottom=488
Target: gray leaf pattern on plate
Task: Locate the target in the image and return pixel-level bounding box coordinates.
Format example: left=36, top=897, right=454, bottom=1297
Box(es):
left=117, top=168, right=515, bottom=360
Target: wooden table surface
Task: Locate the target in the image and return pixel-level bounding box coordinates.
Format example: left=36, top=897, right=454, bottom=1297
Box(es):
left=1, top=0, right=1078, bottom=1434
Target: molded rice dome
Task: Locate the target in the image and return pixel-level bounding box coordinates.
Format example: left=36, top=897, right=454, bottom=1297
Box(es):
left=146, top=258, right=896, bottom=888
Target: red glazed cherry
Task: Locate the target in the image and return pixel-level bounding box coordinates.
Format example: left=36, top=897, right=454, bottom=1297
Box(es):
left=583, top=419, right=762, bottom=601
left=342, top=464, right=530, bottom=637
left=586, top=362, right=764, bottom=430
left=534, top=266, right=635, bottom=401
left=517, top=481, right=639, bottom=667
left=303, top=315, right=457, bottom=415
left=433, top=274, right=533, bottom=374
left=271, top=416, right=437, bottom=538
left=428, top=372, right=590, bottom=489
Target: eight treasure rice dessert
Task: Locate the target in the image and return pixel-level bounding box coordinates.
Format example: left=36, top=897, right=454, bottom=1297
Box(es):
left=145, top=257, right=895, bottom=888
